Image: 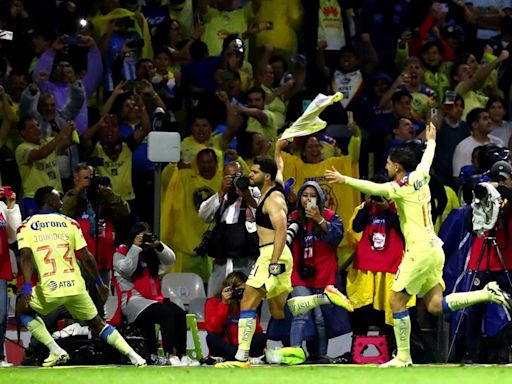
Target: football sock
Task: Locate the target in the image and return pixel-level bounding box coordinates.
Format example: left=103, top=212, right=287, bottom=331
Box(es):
left=287, top=294, right=327, bottom=315
left=392, top=310, right=411, bottom=362
left=235, top=310, right=257, bottom=362
left=442, top=290, right=490, bottom=313
left=25, top=316, right=63, bottom=355
left=100, top=324, right=133, bottom=356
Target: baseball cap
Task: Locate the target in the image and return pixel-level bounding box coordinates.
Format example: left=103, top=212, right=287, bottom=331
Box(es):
left=491, top=160, right=512, bottom=180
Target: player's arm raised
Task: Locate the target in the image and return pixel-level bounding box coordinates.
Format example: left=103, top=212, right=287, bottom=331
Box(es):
left=416, top=122, right=437, bottom=174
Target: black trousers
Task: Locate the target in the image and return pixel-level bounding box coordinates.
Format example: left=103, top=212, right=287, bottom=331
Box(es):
left=135, top=299, right=187, bottom=356
left=206, top=332, right=267, bottom=360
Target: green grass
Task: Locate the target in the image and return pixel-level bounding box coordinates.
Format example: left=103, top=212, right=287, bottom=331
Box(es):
left=1, top=365, right=512, bottom=384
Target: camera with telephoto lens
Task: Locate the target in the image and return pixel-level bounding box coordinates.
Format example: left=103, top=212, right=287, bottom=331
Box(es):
left=143, top=233, right=158, bottom=243
left=286, top=222, right=299, bottom=246
left=230, top=286, right=245, bottom=300
left=232, top=173, right=250, bottom=190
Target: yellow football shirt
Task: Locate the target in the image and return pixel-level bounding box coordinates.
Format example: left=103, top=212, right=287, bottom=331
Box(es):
left=15, top=139, right=63, bottom=197
left=17, top=213, right=88, bottom=297
left=344, top=139, right=442, bottom=250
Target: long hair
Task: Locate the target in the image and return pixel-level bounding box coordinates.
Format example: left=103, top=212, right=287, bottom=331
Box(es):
left=216, top=271, right=247, bottom=316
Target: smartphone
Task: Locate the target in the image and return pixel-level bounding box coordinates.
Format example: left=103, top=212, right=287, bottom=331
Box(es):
left=444, top=90, right=457, bottom=104
left=2, top=186, right=13, bottom=199
left=306, top=197, right=317, bottom=210
left=63, top=35, right=81, bottom=46
left=430, top=108, right=438, bottom=121
left=125, top=80, right=144, bottom=93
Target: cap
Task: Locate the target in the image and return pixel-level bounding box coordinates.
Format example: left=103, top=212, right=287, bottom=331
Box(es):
left=491, top=160, right=512, bottom=180
left=373, top=72, right=393, bottom=85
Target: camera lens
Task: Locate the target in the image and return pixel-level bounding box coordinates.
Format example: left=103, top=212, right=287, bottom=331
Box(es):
left=233, top=175, right=250, bottom=190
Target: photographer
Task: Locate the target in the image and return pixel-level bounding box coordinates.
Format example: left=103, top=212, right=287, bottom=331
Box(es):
left=113, top=222, right=197, bottom=366
left=461, top=160, right=512, bottom=363
left=204, top=271, right=266, bottom=362
left=198, top=161, right=259, bottom=296
left=61, top=163, right=131, bottom=299
left=286, top=180, right=344, bottom=361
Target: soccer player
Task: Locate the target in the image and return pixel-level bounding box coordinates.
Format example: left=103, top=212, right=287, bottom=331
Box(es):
left=216, top=156, right=292, bottom=367
left=16, top=186, right=146, bottom=367
left=325, top=122, right=512, bottom=367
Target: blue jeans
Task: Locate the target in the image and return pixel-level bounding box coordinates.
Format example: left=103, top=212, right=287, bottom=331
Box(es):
left=289, top=286, right=327, bottom=357
left=0, top=279, right=7, bottom=361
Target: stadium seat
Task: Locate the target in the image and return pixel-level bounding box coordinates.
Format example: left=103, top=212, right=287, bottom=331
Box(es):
left=161, top=272, right=206, bottom=306
left=188, top=297, right=206, bottom=322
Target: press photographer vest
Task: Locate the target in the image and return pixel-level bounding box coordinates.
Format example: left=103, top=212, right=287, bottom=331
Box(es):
left=208, top=199, right=259, bottom=260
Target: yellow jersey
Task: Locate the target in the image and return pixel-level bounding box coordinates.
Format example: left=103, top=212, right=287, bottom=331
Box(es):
left=345, top=140, right=443, bottom=250
left=17, top=212, right=88, bottom=297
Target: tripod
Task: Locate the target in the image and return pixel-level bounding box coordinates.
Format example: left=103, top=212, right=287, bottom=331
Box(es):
left=447, top=231, right=512, bottom=360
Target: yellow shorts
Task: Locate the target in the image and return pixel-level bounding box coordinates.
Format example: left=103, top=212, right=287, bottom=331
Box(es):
left=246, top=244, right=293, bottom=299
left=30, top=286, right=98, bottom=321
left=392, top=246, right=445, bottom=296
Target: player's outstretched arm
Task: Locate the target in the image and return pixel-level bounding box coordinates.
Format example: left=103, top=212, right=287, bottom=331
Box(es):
left=325, top=167, right=394, bottom=198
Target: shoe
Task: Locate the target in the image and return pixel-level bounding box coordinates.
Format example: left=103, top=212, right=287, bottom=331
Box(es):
left=181, top=355, right=200, bottom=367
left=265, top=348, right=282, bottom=364
left=248, top=356, right=265, bottom=365
left=323, top=285, right=354, bottom=312
left=169, top=355, right=182, bottom=366
left=133, top=357, right=147, bottom=367
left=42, top=350, right=69, bottom=367
left=485, top=282, right=512, bottom=313
left=379, top=357, right=413, bottom=368
left=214, top=360, right=251, bottom=368
left=0, top=360, right=13, bottom=367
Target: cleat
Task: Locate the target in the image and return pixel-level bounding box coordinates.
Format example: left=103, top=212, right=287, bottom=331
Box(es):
left=169, top=356, right=183, bottom=366
left=379, top=357, right=413, bottom=368
left=323, top=285, right=354, bottom=312
left=248, top=356, right=265, bottom=365
left=0, top=360, right=13, bottom=367
left=133, top=357, right=147, bottom=367
left=485, top=282, right=512, bottom=313
left=42, top=351, right=69, bottom=367
left=215, top=360, right=251, bottom=368
left=181, top=355, right=200, bottom=367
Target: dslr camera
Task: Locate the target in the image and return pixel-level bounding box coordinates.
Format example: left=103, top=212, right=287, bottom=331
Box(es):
left=231, top=173, right=250, bottom=190
left=143, top=233, right=159, bottom=243
left=230, top=285, right=245, bottom=300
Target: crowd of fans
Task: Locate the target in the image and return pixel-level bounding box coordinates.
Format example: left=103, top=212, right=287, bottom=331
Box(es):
left=2, top=0, right=512, bottom=366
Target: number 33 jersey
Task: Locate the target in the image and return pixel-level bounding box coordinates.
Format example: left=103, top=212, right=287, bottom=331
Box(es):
left=17, top=213, right=88, bottom=297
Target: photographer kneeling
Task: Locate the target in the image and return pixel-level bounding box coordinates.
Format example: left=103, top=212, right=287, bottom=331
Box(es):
left=198, top=161, right=259, bottom=296
left=113, top=222, right=198, bottom=366
left=204, top=272, right=266, bottom=362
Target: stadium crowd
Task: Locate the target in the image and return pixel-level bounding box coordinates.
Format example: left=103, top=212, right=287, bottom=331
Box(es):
left=2, top=0, right=512, bottom=367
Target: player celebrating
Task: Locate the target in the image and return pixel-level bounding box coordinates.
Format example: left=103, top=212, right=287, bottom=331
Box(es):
left=325, top=122, right=512, bottom=367
left=16, top=186, right=146, bottom=367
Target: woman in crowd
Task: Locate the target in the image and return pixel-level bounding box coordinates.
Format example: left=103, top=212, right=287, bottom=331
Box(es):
left=287, top=181, right=344, bottom=360
left=204, top=271, right=266, bottom=363
left=0, top=187, right=21, bottom=367
left=113, top=221, right=198, bottom=366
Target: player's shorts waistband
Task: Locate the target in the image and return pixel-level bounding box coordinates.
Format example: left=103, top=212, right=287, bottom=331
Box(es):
left=259, top=242, right=273, bottom=248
